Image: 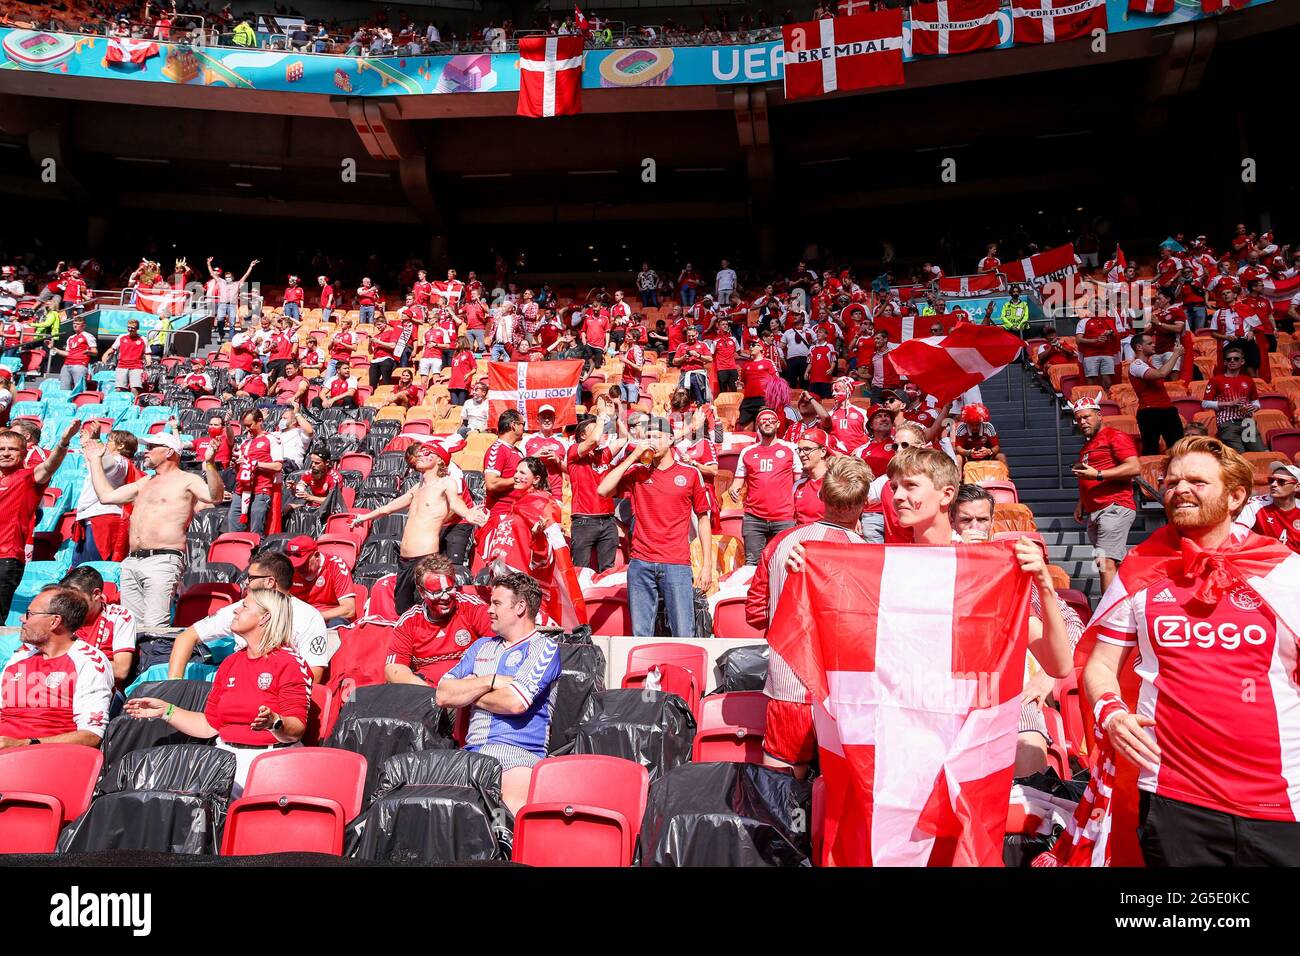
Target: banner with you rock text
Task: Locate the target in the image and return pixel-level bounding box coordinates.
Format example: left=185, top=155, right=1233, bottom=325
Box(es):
left=488, top=360, right=583, bottom=430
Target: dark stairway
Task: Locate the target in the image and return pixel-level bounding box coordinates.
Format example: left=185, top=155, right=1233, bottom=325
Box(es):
left=979, top=361, right=1162, bottom=605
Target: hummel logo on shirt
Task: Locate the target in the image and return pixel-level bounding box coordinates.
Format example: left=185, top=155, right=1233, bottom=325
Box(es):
left=1152, top=588, right=1177, bottom=604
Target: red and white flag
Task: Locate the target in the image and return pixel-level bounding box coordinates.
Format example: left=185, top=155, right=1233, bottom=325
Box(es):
left=1201, top=0, right=1252, bottom=12
left=104, top=37, right=160, bottom=65
left=134, top=288, right=187, bottom=316
left=770, top=541, right=1033, bottom=866
left=430, top=279, right=463, bottom=305
left=1000, top=243, right=1079, bottom=289
left=1258, top=273, right=1300, bottom=314
left=574, top=5, right=593, bottom=34
left=909, top=0, right=1000, bottom=57
left=1009, top=0, right=1106, bottom=44
left=781, top=9, right=905, bottom=102
left=487, top=359, right=583, bottom=430
left=1128, top=0, right=1173, bottom=14
left=937, top=273, right=1002, bottom=296
left=836, top=0, right=875, bottom=14
left=517, top=35, right=584, bottom=118
left=887, top=322, right=1024, bottom=405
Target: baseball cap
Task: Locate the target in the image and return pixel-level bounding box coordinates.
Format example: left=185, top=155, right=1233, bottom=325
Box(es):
left=798, top=428, right=836, bottom=453
left=142, top=432, right=183, bottom=454
left=284, top=535, right=318, bottom=567
left=1270, top=462, right=1300, bottom=482
left=538, top=404, right=556, bottom=416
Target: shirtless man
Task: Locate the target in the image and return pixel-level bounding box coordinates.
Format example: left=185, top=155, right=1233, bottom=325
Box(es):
left=350, top=441, right=489, bottom=615
left=83, top=430, right=225, bottom=629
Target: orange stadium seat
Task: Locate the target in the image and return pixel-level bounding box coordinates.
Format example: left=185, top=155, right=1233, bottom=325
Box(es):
left=1101, top=415, right=1140, bottom=438
left=1244, top=452, right=1290, bottom=487
left=992, top=503, right=1037, bottom=534
left=1269, top=429, right=1300, bottom=461
left=963, top=461, right=1009, bottom=484
left=1254, top=409, right=1293, bottom=443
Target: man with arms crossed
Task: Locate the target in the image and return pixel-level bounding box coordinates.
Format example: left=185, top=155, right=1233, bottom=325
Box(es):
left=83, top=431, right=225, bottom=629
left=436, top=572, right=562, bottom=814
left=351, top=441, right=488, bottom=615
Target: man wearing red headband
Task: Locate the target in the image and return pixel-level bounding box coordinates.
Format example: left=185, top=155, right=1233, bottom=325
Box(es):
left=386, top=555, right=494, bottom=686
left=351, top=440, right=489, bottom=615
left=729, top=407, right=802, bottom=565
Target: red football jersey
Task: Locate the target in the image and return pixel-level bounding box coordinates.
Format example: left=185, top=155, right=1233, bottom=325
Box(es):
left=290, top=554, right=353, bottom=612
left=0, top=641, right=113, bottom=740
left=1077, top=427, right=1138, bottom=512
left=616, top=461, right=711, bottom=566
left=204, top=648, right=311, bottom=746
left=386, top=596, right=494, bottom=683
left=483, top=439, right=524, bottom=517
left=736, top=440, right=802, bottom=523
left=567, top=444, right=616, bottom=516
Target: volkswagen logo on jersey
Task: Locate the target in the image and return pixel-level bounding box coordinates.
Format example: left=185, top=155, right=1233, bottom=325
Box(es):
left=310, top=635, right=327, bottom=656
left=257, top=672, right=273, bottom=690
left=506, top=649, right=523, bottom=668
left=1229, top=587, right=1265, bottom=612
left=454, top=628, right=473, bottom=647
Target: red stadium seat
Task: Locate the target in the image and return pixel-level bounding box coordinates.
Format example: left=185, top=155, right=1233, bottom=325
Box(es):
left=173, top=583, right=241, bottom=627
left=362, top=574, right=398, bottom=623
left=691, top=691, right=767, bottom=764
left=623, top=662, right=699, bottom=715
left=712, top=599, right=766, bottom=640
left=1269, top=428, right=1300, bottom=461
left=0, top=744, right=102, bottom=853
left=1057, top=588, right=1092, bottom=628
left=207, top=533, right=261, bottom=570
left=194, top=395, right=222, bottom=412
left=403, top=419, right=432, bottom=435
left=71, top=390, right=104, bottom=407
left=1041, top=706, right=1071, bottom=779
left=512, top=755, right=650, bottom=867
left=1055, top=667, right=1088, bottom=760
left=303, top=683, right=334, bottom=746
left=980, top=480, right=1019, bottom=505
left=40, top=486, right=62, bottom=509
left=14, top=389, right=39, bottom=404
left=1171, top=397, right=1203, bottom=423
left=315, top=534, right=359, bottom=569
left=220, top=748, right=367, bottom=856
left=324, top=511, right=367, bottom=537
left=717, top=508, right=743, bottom=541
left=337, top=420, right=369, bottom=440
left=338, top=452, right=373, bottom=478
left=586, top=596, right=631, bottom=636
left=624, top=642, right=709, bottom=693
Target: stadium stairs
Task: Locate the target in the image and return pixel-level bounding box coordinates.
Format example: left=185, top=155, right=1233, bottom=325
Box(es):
left=982, top=361, right=1158, bottom=604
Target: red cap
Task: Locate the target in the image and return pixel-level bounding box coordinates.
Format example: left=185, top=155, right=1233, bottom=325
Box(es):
left=867, top=404, right=892, bottom=422
left=284, top=535, right=317, bottom=567
left=799, top=428, right=836, bottom=453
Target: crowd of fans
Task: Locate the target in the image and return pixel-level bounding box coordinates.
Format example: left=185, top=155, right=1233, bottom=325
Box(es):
left=1, top=0, right=899, bottom=53
left=0, top=213, right=1298, bottom=864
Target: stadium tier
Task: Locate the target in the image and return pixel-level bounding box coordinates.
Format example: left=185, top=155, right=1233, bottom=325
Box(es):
left=0, top=0, right=1297, bottom=878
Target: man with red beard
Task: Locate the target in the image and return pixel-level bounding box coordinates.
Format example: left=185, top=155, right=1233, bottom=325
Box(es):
left=1078, top=436, right=1300, bottom=866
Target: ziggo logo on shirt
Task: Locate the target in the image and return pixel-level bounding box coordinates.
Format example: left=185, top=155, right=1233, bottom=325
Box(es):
left=1152, top=617, right=1269, bottom=650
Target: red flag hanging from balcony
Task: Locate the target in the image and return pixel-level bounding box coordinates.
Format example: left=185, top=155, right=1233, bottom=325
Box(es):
left=104, top=37, right=160, bottom=65
left=1009, top=0, right=1106, bottom=44
left=909, top=0, right=1000, bottom=57
left=781, top=9, right=904, bottom=102
left=517, top=35, right=585, bottom=118
left=1128, top=0, right=1174, bottom=13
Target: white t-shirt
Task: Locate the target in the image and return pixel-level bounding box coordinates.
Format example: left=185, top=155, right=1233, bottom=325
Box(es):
left=275, top=427, right=309, bottom=466
left=781, top=328, right=812, bottom=360
left=76, top=452, right=128, bottom=520
left=194, top=594, right=335, bottom=668
left=463, top=398, right=490, bottom=433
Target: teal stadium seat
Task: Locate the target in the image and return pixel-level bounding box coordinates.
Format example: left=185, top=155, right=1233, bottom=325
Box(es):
left=76, top=561, right=121, bottom=585
left=5, top=561, right=66, bottom=627
left=39, top=379, right=64, bottom=396
left=9, top=401, right=45, bottom=420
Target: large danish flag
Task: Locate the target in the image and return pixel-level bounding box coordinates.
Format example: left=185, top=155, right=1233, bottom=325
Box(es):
left=886, top=322, right=1025, bottom=405
left=104, top=37, right=160, bottom=65
left=517, top=35, right=585, bottom=118
left=487, top=360, right=583, bottom=429
left=999, top=243, right=1079, bottom=289
left=909, top=0, right=1001, bottom=57
left=1009, top=0, right=1106, bottom=44
left=769, top=541, right=1032, bottom=866
left=781, top=9, right=905, bottom=102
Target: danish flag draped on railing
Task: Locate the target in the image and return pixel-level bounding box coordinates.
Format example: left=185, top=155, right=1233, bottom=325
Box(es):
left=781, top=9, right=905, bottom=102
left=487, top=360, right=583, bottom=430
left=1128, top=0, right=1173, bottom=13
left=937, top=273, right=1003, bottom=296
left=909, top=0, right=1000, bottom=57
left=999, top=243, right=1079, bottom=290
left=1009, top=0, right=1106, bottom=44
left=887, top=322, right=1025, bottom=405
left=134, top=288, right=188, bottom=317
left=769, top=541, right=1033, bottom=866
left=104, top=37, right=160, bottom=65
left=517, top=35, right=585, bottom=118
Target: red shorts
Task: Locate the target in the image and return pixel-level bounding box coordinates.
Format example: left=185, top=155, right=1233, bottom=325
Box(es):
left=763, top=698, right=816, bottom=766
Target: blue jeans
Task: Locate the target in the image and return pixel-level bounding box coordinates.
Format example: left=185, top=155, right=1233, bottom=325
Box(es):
left=467, top=329, right=486, bottom=353
left=227, top=492, right=271, bottom=535
left=491, top=341, right=510, bottom=361
left=619, top=382, right=639, bottom=404
left=628, top=558, right=696, bottom=638
left=216, top=302, right=237, bottom=326
left=360, top=305, right=375, bottom=323
left=284, top=302, right=300, bottom=320
left=60, top=363, right=88, bottom=393
left=321, top=307, right=333, bottom=324
left=640, top=290, right=659, bottom=308
left=680, top=286, right=696, bottom=307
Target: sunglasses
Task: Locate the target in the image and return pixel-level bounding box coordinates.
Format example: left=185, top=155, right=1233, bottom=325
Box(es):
left=796, top=445, right=821, bottom=454
left=895, top=441, right=915, bottom=449
left=1268, top=476, right=1297, bottom=485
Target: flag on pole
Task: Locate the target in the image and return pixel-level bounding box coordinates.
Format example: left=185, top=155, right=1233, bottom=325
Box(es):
left=1000, top=243, right=1079, bottom=290
left=769, top=540, right=1033, bottom=866
left=574, top=5, right=593, bottom=34
left=886, top=322, right=1025, bottom=405
left=487, top=360, right=583, bottom=430
left=909, top=0, right=1001, bottom=57
left=104, top=37, right=160, bottom=65
left=134, top=288, right=188, bottom=316
left=517, top=35, right=585, bottom=118
left=781, top=9, right=905, bottom=102
left=1009, top=0, right=1106, bottom=45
